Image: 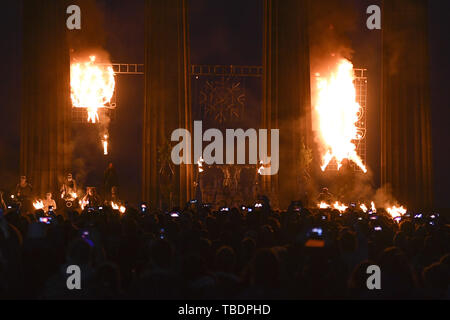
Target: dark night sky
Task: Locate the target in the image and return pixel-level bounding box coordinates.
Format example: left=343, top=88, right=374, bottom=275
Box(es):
left=0, top=0, right=449, bottom=208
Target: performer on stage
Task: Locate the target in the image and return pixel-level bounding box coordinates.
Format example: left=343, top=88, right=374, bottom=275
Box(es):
left=42, top=193, right=57, bottom=214
left=81, top=187, right=101, bottom=208
left=111, top=186, right=119, bottom=203
left=15, top=176, right=33, bottom=199
left=15, top=176, right=33, bottom=212
left=60, top=173, right=78, bottom=199
left=317, top=187, right=334, bottom=203
left=104, top=162, right=119, bottom=201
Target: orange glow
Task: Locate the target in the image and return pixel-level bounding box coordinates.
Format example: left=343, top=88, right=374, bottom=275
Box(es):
left=33, top=200, right=44, bottom=210
left=111, top=202, right=126, bottom=213
left=79, top=199, right=88, bottom=211
left=386, top=205, right=407, bottom=219
left=333, top=201, right=348, bottom=213
left=103, top=135, right=109, bottom=155
left=360, top=204, right=368, bottom=213
left=197, top=157, right=204, bottom=173
left=371, top=201, right=377, bottom=213
left=317, top=202, right=331, bottom=209
left=70, top=56, right=115, bottom=123
left=258, top=161, right=264, bottom=175
left=314, top=59, right=367, bottom=173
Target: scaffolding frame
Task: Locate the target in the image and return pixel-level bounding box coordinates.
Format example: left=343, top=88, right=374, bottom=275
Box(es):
left=191, top=65, right=263, bottom=78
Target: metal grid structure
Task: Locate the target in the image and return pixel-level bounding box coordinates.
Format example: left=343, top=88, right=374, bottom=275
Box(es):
left=71, top=63, right=143, bottom=124
left=71, top=92, right=117, bottom=124
left=320, top=68, right=368, bottom=172
left=71, top=107, right=117, bottom=124
left=191, top=65, right=263, bottom=78
left=110, top=63, right=144, bottom=75
left=353, top=68, right=368, bottom=171
left=191, top=65, right=263, bottom=129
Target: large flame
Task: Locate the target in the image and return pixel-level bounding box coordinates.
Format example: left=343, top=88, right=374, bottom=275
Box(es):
left=314, top=59, right=367, bottom=173
left=70, top=56, right=115, bottom=123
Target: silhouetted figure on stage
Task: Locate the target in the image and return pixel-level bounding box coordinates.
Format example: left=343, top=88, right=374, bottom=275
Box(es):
left=104, top=163, right=119, bottom=201
left=16, top=176, right=32, bottom=199
left=110, top=186, right=120, bottom=203
left=60, top=173, right=78, bottom=200
left=81, top=187, right=101, bottom=208
left=318, top=187, right=334, bottom=203
left=15, top=176, right=33, bottom=212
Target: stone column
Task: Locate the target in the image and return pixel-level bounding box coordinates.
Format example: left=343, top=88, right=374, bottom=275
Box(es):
left=381, top=0, right=433, bottom=209
left=262, top=0, right=312, bottom=208
left=143, top=0, right=193, bottom=207
left=21, top=0, right=72, bottom=197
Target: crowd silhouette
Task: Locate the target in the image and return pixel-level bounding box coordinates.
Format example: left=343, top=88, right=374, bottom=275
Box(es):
left=0, top=197, right=448, bottom=300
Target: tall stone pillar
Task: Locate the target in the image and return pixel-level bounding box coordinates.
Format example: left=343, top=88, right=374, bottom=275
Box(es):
left=21, top=0, right=72, bottom=197
left=263, top=0, right=312, bottom=208
left=381, top=0, right=433, bottom=209
left=143, top=0, right=193, bottom=207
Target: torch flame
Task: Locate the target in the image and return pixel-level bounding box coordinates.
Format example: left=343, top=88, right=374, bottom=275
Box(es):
left=360, top=204, right=368, bottom=213
left=333, top=201, right=348, bottom=213
left=314, top=59, right=367, bottom=173
left=111, top=202, right=125, bottom=213
left=70, top=56, right=115, bottom=123
left=33, top=200, right=44, bottom=210
left=386, top=205, right=407, bottom=219
left=371, top=201, right=377, bottom=213
left=79, top=199, right=88, bottom=211
left=317, top=202, right=331, bottom=209
left=103, top=135, right=109, bottom=156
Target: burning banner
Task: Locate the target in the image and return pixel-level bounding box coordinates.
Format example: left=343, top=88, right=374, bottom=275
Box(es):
left=314, top=59, right=367, bottom=173
left=70, top=56, right=115, bottom=124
